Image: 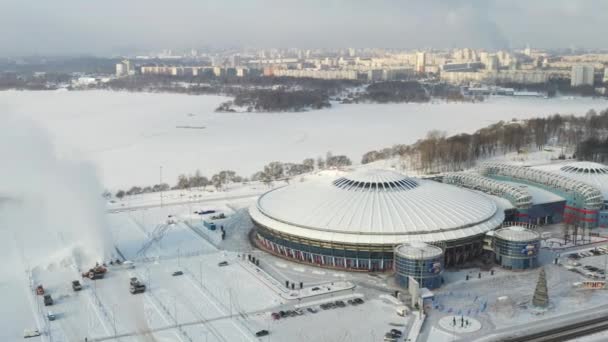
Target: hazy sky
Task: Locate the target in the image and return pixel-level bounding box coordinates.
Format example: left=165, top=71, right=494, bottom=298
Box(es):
left=1, top=0, right=606, bottom=56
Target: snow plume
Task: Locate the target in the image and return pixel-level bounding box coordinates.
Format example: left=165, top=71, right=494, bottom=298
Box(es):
left=0, top=115, right=111, bottom=270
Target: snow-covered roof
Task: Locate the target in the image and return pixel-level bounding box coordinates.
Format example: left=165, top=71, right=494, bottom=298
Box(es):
left=443, top=172, right=533, bottom=209
left=395, top=242, right=443, bottom=259
left=250, top=169, right=504, bottom=245
left=498, top=181, right=565, bottom=205
left=480, top=162, right=604, bottom=210
left=494, top=226, right=540, bottom=242
left=557, top=162, right=608, bottom=201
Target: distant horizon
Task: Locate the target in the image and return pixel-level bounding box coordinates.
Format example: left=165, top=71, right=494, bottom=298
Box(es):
left=3, top=46, right=608, bottom=60
left=2, top=0, right=608, bottom=56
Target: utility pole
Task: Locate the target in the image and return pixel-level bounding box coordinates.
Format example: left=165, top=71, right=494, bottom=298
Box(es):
left=160, top=166, right=164, bottom=208
left=112, top=305, right=117, bottom=337
left=604, top=248, right=608, bottom=288
left=174, top=296, right=178, bottom=325
left=229, top=289, right=232, bottom=316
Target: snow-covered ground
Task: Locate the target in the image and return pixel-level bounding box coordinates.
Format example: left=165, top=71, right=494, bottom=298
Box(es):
left=1, top=90, right=605, bottom=189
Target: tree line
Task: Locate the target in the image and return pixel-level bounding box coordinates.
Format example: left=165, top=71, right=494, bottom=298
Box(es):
left=113, top=152, right=352, bottom=198
left=217, top=89, right=331, bottom=112
left=361, top=108, right=608, bottom=173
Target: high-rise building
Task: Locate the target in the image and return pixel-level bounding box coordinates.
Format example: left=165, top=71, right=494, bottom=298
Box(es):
left=603, top=67, right=608, bottom=84
left=416, top=52, right=426, bottom=74
left=487, top=55, right=499, bottom=71
left=115, top=59, right=131, bottom=77
left=571, top=65, right=595, bottom=87
left=230, top=54, right=241, bottom=67
left=115, top=63, right=125, bottom=77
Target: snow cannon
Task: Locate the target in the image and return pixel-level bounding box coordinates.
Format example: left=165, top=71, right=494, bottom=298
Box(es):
left=82, top=265, right=107, bottom=279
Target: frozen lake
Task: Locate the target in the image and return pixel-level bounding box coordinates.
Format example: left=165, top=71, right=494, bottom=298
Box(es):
left=1, top=90, right=606, bottom=189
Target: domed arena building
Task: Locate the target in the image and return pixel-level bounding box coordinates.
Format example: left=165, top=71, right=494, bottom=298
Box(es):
left=249, top=169, right=505, bottom=271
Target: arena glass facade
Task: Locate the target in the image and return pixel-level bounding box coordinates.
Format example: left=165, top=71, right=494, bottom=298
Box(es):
left=254, top=223, right=486, bottom=271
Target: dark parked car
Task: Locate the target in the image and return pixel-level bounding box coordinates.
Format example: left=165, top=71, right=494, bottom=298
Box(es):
left=218, top=261, right=229, bottom=267
left=390, top=329, right=403, bottom=337
left=255, top=330, right=269, bottom=337
left=354, top=298, right=364, bottom=304
left=43, top=294, right=53, bottom=306
left=72, top=280, right=82, bottom=291
left=172, top=271, right=184, bottom=276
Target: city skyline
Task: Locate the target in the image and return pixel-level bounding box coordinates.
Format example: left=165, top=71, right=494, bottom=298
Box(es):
left=2, top=0, right=608, bottom=56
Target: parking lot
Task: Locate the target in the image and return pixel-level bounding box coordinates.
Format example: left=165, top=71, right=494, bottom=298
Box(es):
left=561, top=246, right=608, bottom=280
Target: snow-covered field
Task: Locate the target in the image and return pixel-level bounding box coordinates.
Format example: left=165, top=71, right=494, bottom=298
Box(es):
left=1, top=90, right=606, bottom=189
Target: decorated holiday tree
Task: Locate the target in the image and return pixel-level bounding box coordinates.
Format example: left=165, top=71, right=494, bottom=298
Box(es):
left=532, top=268, right=549, bottom=308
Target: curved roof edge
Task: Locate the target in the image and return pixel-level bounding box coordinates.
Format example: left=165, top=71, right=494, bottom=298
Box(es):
left=479, top=162, right=604, bottom=210
left=444, top=172, right=532, bottom=209
left=249, top=200, right=505, bottom=245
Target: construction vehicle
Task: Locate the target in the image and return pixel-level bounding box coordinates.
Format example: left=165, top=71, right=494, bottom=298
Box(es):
left=36, top=285, right=44, bottom=295
left=129, top=277, right=146, bottom=294
left=72, top=280, right=82, bottom=291
left=82, top=265, right=107, bottom=280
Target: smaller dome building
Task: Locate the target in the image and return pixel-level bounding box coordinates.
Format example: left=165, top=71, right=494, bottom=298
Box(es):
left=492, top=225, right=541, bottom=270
left=394, top=242, right=443, bottom=289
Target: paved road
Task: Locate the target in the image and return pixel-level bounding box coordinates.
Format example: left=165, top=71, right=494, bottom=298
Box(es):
left=107, top=193, right=262, bottom=213
left=472, top=303, right=608, bottom=342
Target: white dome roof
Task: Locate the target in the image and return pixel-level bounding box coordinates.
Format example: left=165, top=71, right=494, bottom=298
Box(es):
left=558, top=162, right=608, bottom=201
left=495, top=226, right=540, bottom=242
left=395, top=242, right=444, bottom=259
left=250, top=169, right=504, bottom=245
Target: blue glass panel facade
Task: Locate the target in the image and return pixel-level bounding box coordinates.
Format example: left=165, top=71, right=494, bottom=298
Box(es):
left=494, top=237, right=540, bottom=270
left=394, top=253, right=443, bottom=289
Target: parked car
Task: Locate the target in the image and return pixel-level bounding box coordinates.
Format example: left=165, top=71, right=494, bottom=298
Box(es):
left=255, top=330, right=269, bottom=337
left=271, top=312, right=280, bottom=320
left=335, top=300, right=346, bottom=307
left=172, top=271, right=184, bottom=276
left=390, top=329, right=403, bottom=338
left=311, top=287, right=320, bottom=291
left=23, top=329, right=41, bottom=338
left=294, top=308, right=304, bottom=315
left=354, top=298, right=364, bottom=304
left=72, top=280, right=82, bottom=291
left=384, top=333, right=397, bottom=342
left=44, top=294, right=53, bottom=306
left=306, top=307, right=317, bottom=313
left=218, top=261, right=229, bottom=267
left=47, top=311, right=56, bottom=321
